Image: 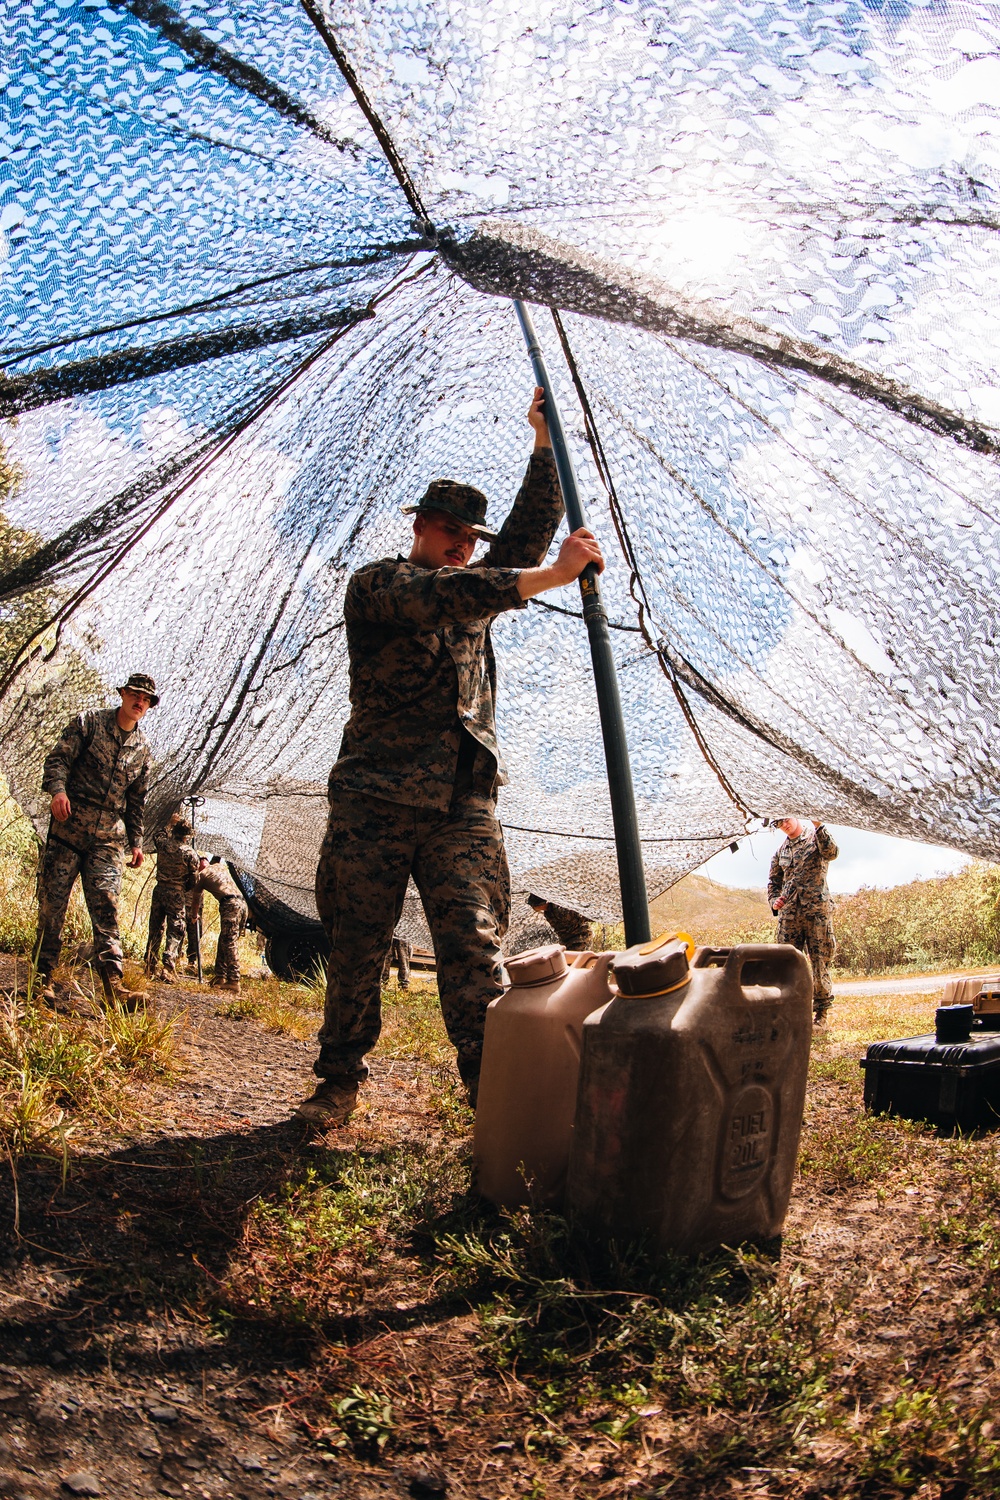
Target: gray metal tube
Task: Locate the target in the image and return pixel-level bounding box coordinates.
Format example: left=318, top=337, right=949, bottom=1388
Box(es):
left=513, top=301, right=651, bottom=945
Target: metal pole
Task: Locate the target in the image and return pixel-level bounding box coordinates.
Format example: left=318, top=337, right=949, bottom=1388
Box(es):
left=513, top=300, right=651, bottom=945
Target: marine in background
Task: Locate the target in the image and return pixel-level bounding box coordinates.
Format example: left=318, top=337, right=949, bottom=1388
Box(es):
left=35, top=673, right=156, bottom=1007
left=767, top=816, right=839, bottom=1024
left=196, top=855, right=248, bottom=995
left=145, top=815, right=199, bottom=982
left=526, top=893, right=593, bottom=952
left=381, top=935, right=412, bottom=990
left=184, top=884, right=204, bottom=973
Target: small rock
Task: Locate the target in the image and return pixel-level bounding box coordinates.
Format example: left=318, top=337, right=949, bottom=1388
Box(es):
left=491, top=1441, right=514, bottom=1452
left=62, top=1474, right=102, bottom=1497
left=408, top=1466, right=447, bottom=1497
left=33, top=1400, right=64, bottom=1426
left=239, top=1457, right=265, bottom=1472
left=147, top=1404, right=180, bottom=1424
left=136, top=1442, right=161, bottom=1459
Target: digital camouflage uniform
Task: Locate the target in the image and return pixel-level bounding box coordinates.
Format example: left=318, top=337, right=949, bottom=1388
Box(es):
left=36, top=708, right=151, bottom=980
left=197, top=861, right=247, bottom=984
left=314, top=448, right=562, bottom=1090
left=146, top=830, right=200, bottom=973
left=185, top=886, right=204, bottom=965
left=539, top=900, right=593, bottom=952
left=768, top=823, right=839, bottom=1019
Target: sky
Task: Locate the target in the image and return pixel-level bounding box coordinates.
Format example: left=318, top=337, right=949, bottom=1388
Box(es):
left=699, top=824, right=971, bottom=895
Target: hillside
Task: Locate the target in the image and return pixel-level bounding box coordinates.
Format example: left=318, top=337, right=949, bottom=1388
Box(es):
left=649, top=871, right=772, bottom=946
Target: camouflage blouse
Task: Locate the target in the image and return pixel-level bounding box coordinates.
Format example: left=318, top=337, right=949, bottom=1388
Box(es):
left=330, top=450, right=562, bottom=811
left=41, top=708, right=151, bottom=849
left=153, top=832, right=200, bottom=893
left=767, top=824, right=839, bottom=918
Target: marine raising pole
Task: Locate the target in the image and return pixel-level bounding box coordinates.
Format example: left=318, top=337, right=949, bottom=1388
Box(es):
left=513, top=300, right=651, bottom=945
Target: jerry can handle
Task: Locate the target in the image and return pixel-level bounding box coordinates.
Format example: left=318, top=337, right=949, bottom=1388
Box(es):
left=723, top=943, right=806, bottom=994
left=568, top=950, right=598, bottom=969
left=571, top=950, right=617, bottom=979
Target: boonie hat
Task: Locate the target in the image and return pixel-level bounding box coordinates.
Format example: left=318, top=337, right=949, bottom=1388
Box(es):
left=401, top=478, right=498, bottom=540
left=118, top=672, right=159, bottom=707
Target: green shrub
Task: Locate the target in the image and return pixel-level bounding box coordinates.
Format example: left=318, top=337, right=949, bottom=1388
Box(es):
left=833, top=862, right=1000, bottom=974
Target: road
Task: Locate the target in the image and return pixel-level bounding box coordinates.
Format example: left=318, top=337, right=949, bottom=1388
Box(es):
left=836, top=971, right=997, bottom=997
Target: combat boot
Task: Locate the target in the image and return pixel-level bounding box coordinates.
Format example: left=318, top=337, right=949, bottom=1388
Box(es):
left=32, top=970, right=57, bottom=1006
left=219, top=978, right=241, bottom=997
left=813, top=997, right=833, bottom=1025
left=158, top=966, right=178, bottom=986
left=293, top=1078, right=359, bottom=1129
left=100, top=969, right=148, bottom=1010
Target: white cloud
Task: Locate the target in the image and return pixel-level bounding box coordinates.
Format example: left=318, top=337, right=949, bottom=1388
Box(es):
left=701, top=824, right=970, bottom=894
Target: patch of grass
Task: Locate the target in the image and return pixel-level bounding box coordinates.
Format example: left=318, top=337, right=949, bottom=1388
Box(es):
left=214, top=968, right=324, bottom=1038
left=0, top=786, right=41, bottom=955
left=829, top=991, right=938, bottom=1050
left=438, top=1212, right=833, bottom=1436
left=219, top=1137, right=467, bottom=1324
left=376, top=979, right=452, bottom=1067
left=855, top=1385, right=1000, bottom=1493
left=0, top=982, right=181, bottom=1155
left=215, top=988, right=315, bottom=1040
left=797, top=1110, right=922, bottom=1192
left=934, top=1139, right=1000, bottom=1316
left=809, top=1053, right=859, bottom=1087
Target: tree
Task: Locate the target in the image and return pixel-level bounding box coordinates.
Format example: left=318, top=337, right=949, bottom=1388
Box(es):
left=0, top=431, right=104, bottom=836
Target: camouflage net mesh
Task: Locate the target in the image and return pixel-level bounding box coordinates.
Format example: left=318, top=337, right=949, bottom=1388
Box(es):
left=2, top=0, right=1000, bottom=928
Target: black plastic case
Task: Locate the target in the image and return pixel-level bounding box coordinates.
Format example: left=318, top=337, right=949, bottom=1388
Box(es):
left=861, top=1032, right=1000, bottom=1131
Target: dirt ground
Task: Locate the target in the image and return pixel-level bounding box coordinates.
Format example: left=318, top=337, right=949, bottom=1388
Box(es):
left=1, top=960, right=999, bottom=1500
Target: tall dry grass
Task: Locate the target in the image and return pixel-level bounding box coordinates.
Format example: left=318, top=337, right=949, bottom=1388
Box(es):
left=832, top=862, right=1000, bottom=974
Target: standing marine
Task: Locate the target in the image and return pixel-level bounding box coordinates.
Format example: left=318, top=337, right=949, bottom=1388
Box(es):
left=36, top=673, right=157, bottom=1005
left=526, top=893, right=593, bottom=952
left=196, top=855, right=248, bottom=995
left=295, top=387, right=605, bottom=1128
left=767, top=816, right=839, bottom=1023
left=145, top=815, right=200, bottom=982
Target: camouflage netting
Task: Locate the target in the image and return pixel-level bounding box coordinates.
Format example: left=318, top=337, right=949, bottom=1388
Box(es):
left=2, top=0, right=1000, bottom=926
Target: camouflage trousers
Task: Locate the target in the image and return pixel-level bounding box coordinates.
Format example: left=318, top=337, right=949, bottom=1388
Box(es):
left=314, top=788, right=510, bottom=1087
left=214, top=895, right=246, bottom=984
left=186, top=888, right=203, bottom=965
left=145, top=885, right=186, bottom=972
left=35, top=835, right=124, bottom=979
left=381, top=936, right=412, bottom=990
left=777, top=911, right=836, bottom=1010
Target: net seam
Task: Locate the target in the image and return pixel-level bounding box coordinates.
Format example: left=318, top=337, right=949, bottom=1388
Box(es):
left=548, top=306, right=757, bottom=826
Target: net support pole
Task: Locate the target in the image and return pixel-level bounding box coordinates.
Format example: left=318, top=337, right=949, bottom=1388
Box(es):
left=513, top=300, right=651, bottom=945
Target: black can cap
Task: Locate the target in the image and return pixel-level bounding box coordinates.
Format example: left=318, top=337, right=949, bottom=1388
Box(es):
left=935, top=1004, right=974, bottom=1044
left=612, top=932, right=694, bottom=998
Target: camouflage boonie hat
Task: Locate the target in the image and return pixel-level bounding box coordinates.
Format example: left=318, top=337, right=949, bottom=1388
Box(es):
left=117, top=672, right=159, bottom=707
left=402, top=478, right=498, bottom=540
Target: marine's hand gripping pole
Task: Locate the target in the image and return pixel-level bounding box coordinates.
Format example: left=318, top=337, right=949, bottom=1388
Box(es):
left=513, top=301, right=651, bottom=945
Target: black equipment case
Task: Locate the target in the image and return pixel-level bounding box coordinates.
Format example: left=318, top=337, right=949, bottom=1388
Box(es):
left=861, top=1031, right=1000, bottom=1131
